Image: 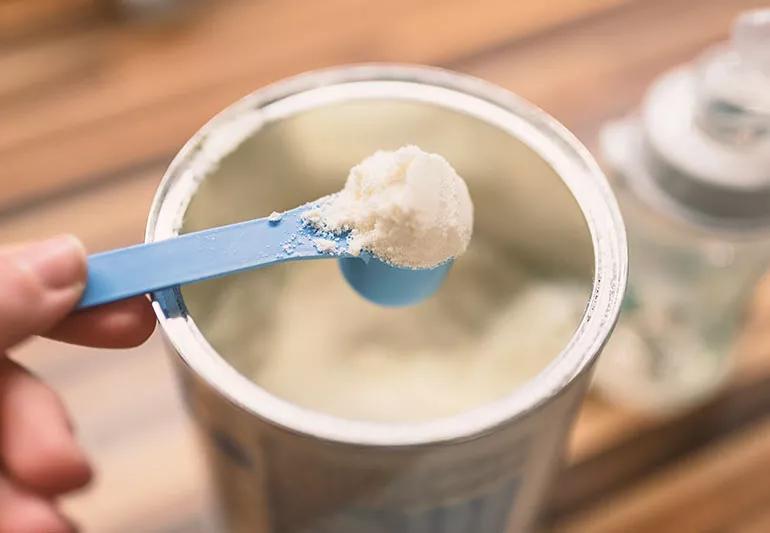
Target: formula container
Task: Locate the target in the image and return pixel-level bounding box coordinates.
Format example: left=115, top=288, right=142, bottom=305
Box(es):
left=594, top=10, right=770, bottom=415
left=148, top=65, right=627, bottom=532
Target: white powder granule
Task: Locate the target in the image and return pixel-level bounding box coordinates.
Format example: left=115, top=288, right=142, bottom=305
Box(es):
left=268, top=211, right=283, bottom=223
left=313, top=238, right=338, bottom=254
left=304, top=145, right=474, bottom=268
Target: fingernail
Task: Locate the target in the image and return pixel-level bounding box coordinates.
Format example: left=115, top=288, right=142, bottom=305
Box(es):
left=14, top=235, right=86, bottom=290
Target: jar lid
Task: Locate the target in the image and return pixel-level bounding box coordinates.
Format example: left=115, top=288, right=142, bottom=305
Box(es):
left=695, top=9, right=770, bottom=146
left=638, top=9, right=770, bottom=226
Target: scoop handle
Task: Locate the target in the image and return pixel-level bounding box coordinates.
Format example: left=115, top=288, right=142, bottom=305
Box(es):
left=77, top=206, right=346, bottom=309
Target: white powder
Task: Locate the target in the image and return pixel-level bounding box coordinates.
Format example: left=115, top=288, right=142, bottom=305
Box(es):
left=199, top=254, right=589, bottom=422
left=304, top=145, right=473, bottom=268
left=313, top=238, right=338, bottom=254
left=268, top=211, right=283, bottom=223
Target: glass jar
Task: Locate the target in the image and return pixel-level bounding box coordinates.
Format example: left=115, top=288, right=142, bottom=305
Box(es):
left=593, top=9, right=770, bottom=415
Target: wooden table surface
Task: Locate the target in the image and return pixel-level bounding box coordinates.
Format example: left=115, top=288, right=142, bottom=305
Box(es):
left=3, top=0, right=769, bottom=531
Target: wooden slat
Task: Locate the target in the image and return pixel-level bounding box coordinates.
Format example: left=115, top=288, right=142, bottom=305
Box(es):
left=0, top=0, right=628, bottom=212
left=0, top=32, right=104, bottom=102
left=0, top=0, right=99, bottom=42
left=566, top=397, right=651, bottom=464
left=460, top=0, right=767, bottom=144
left=553, top=416, right=770, bottom=533
left=550, top=368, right=770, bottom=522
left=0, top=166, right=159, bottom=251
left=63, top=403, right=209, bottom=532
left=735, top=507, right=770, bottom=533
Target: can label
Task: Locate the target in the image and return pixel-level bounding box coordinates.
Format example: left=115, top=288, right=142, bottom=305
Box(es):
left=355, top=436, right=529, bottom=509
left=308, top=480, right=519, bottom=533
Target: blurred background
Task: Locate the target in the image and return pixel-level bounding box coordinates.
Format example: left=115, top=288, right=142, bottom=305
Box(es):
left=3, top=0, right=770, bottom=531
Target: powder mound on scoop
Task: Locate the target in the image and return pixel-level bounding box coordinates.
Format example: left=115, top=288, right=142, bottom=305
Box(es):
left=304, top=145, right=474, bottom=269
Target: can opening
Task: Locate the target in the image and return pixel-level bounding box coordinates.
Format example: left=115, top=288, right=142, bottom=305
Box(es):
left=148, top=68, right=625, bottom=445
left=180, top=98, right=592, bottom=421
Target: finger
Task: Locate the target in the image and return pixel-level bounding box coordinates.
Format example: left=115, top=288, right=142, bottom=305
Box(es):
left=0, top=476, right=73, bottom=533
left=45, top=296, right=156, bottom=348
left=0, top=359, right=92, bottom=495
left=0, top=236, right=86, bottom=351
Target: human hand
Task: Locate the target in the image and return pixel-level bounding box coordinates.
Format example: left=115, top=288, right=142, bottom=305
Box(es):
left=0, top=235, right=156, bottom=532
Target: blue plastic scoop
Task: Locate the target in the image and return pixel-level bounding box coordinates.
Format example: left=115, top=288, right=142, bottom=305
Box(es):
left=78, top=204, right=452, bottom=310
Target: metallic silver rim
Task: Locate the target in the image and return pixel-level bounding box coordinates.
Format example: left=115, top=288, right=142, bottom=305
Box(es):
left=147, top=64, right=628, bottom=447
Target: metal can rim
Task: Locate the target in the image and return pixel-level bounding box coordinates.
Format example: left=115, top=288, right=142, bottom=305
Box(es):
left=147, top=63, right=628, bottom=447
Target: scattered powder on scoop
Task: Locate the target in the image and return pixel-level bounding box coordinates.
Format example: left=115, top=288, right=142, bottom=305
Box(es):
left=304, top=145, right=474, bottom=268
left=313, top=238, right=339, bottom=254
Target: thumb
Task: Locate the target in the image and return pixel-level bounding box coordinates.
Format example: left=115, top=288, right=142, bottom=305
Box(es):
left=0, top=235, right=86, bottom=351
